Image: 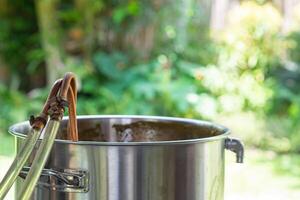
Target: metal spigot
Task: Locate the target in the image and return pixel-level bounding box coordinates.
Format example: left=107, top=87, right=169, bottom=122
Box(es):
left=225, top=138, right=244, bottom=163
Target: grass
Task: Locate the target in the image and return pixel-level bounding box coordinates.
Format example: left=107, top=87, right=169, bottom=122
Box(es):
left=225, top=148, right=300, bottom=200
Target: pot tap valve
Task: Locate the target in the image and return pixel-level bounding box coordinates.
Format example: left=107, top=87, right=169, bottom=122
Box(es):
left=225, top=138, right=244, bottom=163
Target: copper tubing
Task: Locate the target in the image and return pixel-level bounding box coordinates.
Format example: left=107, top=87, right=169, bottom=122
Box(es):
left=40, top=79, right=63, bottom=116
left=58, top=72, right=78, bottom=141
left=31, top=72, right=78, bottom=141
left=16, top=72, right=79, bottom=200
left=30, top=79, right=63, bottom=130
left=0, top=78, right=65, bottom=199
left=0, top=72, right=79, bottom=200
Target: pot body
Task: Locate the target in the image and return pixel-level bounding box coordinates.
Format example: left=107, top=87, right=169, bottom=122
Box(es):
left=11, top=116, right=230, bottom=200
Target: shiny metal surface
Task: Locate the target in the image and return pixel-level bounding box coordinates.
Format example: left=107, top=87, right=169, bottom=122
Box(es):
left=10, top=115, right=237, bottom=200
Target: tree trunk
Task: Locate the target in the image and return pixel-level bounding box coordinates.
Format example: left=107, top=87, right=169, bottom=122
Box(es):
left=75, top=0, right=102, bottom=72
left=35, top=0, right=64, bottom=86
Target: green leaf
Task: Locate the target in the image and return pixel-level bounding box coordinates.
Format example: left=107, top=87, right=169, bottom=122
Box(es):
left=93, top=52, right=128, bottom=80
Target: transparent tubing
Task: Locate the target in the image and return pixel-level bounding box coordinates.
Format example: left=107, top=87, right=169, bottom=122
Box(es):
left=18, top=120, right=60, bottom=200
left=0, top=128, right=42, bottom=199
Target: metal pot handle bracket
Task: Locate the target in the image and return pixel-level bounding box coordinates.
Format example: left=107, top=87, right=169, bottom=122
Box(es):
left=225, top=138, right=244, bottom=163
left=19, top=167, right=89, bottom=193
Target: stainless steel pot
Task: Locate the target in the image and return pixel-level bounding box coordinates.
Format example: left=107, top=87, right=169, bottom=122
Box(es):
left=9, top=115, right=244, bottom=200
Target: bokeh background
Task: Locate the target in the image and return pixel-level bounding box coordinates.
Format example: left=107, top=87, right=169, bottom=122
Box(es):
left=1, top=0, right=300, bottom=199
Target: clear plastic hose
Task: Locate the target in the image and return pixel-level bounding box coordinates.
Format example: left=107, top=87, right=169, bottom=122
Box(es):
left=0, top=128, right=42, bottom=199
left=18, top=120, right=60, bottom=200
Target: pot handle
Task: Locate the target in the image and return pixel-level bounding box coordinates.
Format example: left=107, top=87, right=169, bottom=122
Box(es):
left=225, top=138, right=244, bottom=163
left=19, top=166, right=89, bottom=193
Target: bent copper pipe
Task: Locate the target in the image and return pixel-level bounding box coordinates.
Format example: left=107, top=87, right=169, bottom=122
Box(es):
left=18, top=72, right=79, bottom=199
left=33, top=72, right=78, bottom=141
left=0, top=79, right=63, bottom=199
left=40, top=79, right=63, bottom=116
left=30, top=79, right=63, bottom=130
left=58, top=72, right=78, bottom=141
left=0, top=72, right=79, bottom=200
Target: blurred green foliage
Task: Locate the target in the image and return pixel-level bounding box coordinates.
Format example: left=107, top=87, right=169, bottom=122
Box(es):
left=80, top=52, right=202, bottom=117
left=1, top=0, right=300, bottom=155
left=0, top=0, right=45, bottom=90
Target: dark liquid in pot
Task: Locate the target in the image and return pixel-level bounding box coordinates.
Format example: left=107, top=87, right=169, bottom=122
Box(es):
left=56, top=118, right=222, bottom=142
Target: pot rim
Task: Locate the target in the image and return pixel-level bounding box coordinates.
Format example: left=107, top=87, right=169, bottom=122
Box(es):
left=9, top=115, right=230, bottom=146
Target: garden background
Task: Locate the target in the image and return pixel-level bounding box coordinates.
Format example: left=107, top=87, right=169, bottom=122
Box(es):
left=1, top=0, right=300, bottom=199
